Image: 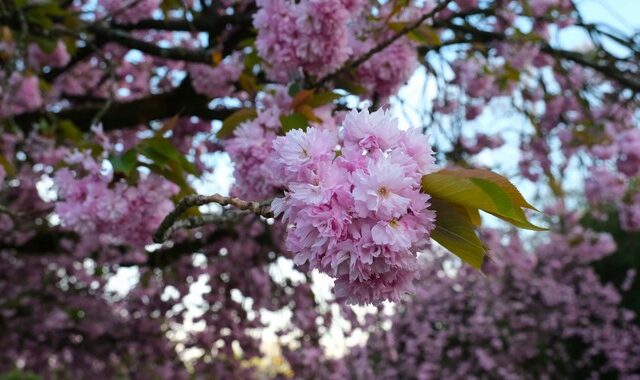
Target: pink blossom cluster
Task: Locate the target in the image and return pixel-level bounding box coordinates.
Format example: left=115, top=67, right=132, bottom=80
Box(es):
left=224, top=89, right=291, bottom=201
left=0, top=249, right=188, bottom=379
left=346, top=226, right=640, bottom=379
left=620, top=193, right=640, bottom=232
left=582, top=128, right=640, bottom=231
left=28, top=40, right=71, bottom=69
left=270, top=109, right=436, bottom=304
left=253, top=0, right=361, bottom=82
left=0, top=73, right=43, bottom=118
left=584, top=167, right=627, bottom=206
left=616, top=128, right=640, bottom=177
left=100, top=0, right=161, bottom=24
left=53, top=152, right=178, bottom=247
left=187, top=53, right=243, bottom=98
left=529, top=0, right=572, bottom=17
left=225, top=88, right=341, bottom=202
left=461, top=133, right=505, bottom=154
left=455, top=0, right=478, bottom=11
left=451, top=57, right=495, bottom=98
left=353, top=37, right=418, bottom=101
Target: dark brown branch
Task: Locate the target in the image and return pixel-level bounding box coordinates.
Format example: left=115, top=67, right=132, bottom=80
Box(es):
left=312, top=0, right=454, bottom=88
left=141, top=228, right=238, bottom=267
left=112, top=14, right=248, bottom=32
left=8, top=80, right=234, bottom=133
left=153, top=194, right=273, bottom=243
left=154, top=212, right=241, bottom=245
left=540, top=46, right=640, bottom=93
left=88, top=25, right=215, bottom=63
left=443, top=23, right=640, bottom=93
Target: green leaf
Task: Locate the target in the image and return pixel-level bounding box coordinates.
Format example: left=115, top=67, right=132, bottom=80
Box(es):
left=430, top=198, right=487, bottom=269
left=288, top=81, right=302, bottom=97
left=216, top=108, right=257, bottom=139
left=139, top=137, right=197, bottom=175
left=31, top=36, right=57, bottom=53
left=306, top=91, right=341, bottom=108
left=388, top=23, right=441, bottom=46
left=55, top=120, right=83, bottom=143
left=145, top=162, right=194, bottom=198
left=109, top=149, right=138, bottom=176
left=0, top=155, right=15, bottom=177
left=421, top=168, right=545, bottom=231
left=0, top=369, right=42, bottom=380
left=465, top=206, right=482, bottom=226
left=333, top=78, right=367, bottom=95
left=410, top=25, right=441, bottom=45
left=238, top=72, right=258, bottom=96
left=280, top=113, right=308, bottom=132
left=243, top=50, right=262, bottom=70
left=160, top=0, right=183, bottom=15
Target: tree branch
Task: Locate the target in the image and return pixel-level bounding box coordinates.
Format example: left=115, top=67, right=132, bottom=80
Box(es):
left=8, top=80, right=234, bottom=133
left=153, top=212, right=241, bottom=245
left=153, top=194, right=273, bottom=243
left=443, top=23, right=640, bottom=93
left=88, top=24, right=215, bottom=64
left=112, top=14, right=248, bottom=32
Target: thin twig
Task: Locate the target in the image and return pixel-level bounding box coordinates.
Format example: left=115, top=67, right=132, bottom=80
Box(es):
left=312, top=0, right=454, bottom=88
left=154, top=212, right=239, bottom=244
left=153, top=194, right=272, bottom=243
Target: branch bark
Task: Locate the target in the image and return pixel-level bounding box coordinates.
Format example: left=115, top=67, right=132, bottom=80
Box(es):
left=88, top=25, right=215, bottom=63
left=442, top=23, right=640, bottom=93
left=8, top=80, right=234, bottom=133
left=153, top=194, right=273, bottom=244
left=112, top=14, right=249, bottom=32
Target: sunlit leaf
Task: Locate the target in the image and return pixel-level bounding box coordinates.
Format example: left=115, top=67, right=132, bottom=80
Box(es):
left=109, top=149, right=138, bottom=176
left=422, top=168, right=545, bottom=231
left=307, top=91, right=341, bottom=108
left=430, top=198, right=487, bottom=269
left=280, top=113, right=308, bottom=132
left=139, top=137, right=197, bottom=175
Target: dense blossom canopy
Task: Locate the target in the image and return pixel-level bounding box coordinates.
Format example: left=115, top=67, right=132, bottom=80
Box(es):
left=346, top=224, right=640, bottom=379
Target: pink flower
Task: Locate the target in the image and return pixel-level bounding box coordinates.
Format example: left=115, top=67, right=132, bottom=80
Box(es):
left=188, top=53, right=243, bottom=98
left=620, top=193, right=640, bottom=232
left=271, top=109, right=436, bottom=304
left=343, top=109, right=401, bottom=152
left=28, top=40, right=71, bottom=69
left=0, top=74, right=43, bottom=117
left=352, top=36, right=418, bottom=100
left=352, top=158, right=414, bottom=220
left=53, top=153, right=178, bottom=247
left=616, top=129, right=640, bottom=177
left=271, top=127, right=338, bottom=182
left=254, top=0, right=356, bottom=81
